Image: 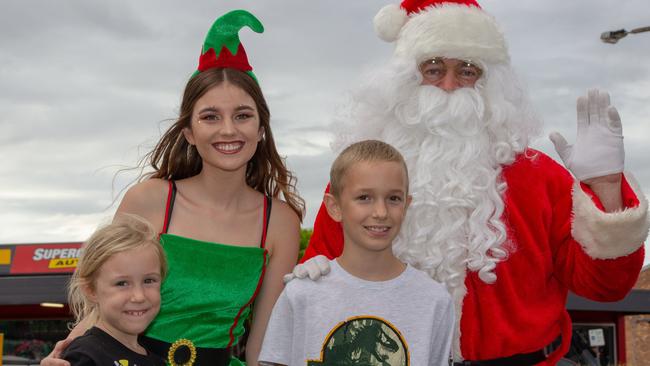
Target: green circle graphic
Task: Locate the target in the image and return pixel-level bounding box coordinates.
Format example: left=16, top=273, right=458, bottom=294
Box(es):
left=308, top=316, right=409, bottom=366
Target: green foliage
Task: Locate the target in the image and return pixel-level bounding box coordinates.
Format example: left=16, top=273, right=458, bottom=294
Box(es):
left=299, top=228, right=313, bottom=261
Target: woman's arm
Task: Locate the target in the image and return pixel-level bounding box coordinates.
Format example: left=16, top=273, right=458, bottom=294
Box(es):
left=245, top=200, right=301, bottom=366
left=114, top=179, right=168, bottom=229
left=67, top=317, right=92, bottom=339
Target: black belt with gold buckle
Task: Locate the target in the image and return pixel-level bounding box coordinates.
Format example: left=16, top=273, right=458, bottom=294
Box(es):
left=139, top=335, right=231, bottom=366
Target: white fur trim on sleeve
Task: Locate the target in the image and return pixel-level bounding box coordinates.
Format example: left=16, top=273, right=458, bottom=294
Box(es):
left=571, top=172, right=649, bottom=259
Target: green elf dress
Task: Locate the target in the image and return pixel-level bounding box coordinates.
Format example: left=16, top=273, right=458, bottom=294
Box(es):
left=139, top=10, right=270, bottom=365
left=140, top=181, right=270, bottom=366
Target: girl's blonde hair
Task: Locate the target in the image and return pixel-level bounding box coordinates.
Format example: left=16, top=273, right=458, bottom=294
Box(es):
left=67, top=214, right=167, bottom=327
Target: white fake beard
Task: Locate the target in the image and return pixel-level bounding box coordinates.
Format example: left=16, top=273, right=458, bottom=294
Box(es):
left=388, top=85, right=508, bottom=279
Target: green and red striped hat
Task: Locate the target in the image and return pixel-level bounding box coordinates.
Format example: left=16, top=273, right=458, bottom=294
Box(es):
left=192, top=9, right=264, bottom=82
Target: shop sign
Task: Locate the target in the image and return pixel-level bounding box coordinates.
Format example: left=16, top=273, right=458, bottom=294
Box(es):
left=2, top=243, right=83, bottom=274
left=588, top=328, right=605, bottom=347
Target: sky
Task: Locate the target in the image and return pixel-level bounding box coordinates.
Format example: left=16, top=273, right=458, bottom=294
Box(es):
left=1, top=1, right=649, bottom=264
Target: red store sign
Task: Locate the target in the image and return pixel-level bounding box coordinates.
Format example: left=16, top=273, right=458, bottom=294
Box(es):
left=8, top=243, right=83, bottom=274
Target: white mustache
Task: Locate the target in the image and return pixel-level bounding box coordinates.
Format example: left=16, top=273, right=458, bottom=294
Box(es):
left=394, top=86, right=486, bottom=137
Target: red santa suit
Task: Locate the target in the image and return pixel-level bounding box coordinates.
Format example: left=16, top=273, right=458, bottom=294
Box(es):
left=302, top=150, right=647, bottom=364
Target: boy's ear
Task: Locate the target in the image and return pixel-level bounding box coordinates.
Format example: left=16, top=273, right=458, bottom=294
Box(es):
left=323, top=193, right=343, bottom=223
left=405, top=194, right=413, bottom=211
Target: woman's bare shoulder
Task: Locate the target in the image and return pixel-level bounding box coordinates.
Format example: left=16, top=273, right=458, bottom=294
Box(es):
left=269, top=198, right=301, bottom=228
left=266, top=198, right=301, bottom=251
left=115, top=178, right=169, bottom=230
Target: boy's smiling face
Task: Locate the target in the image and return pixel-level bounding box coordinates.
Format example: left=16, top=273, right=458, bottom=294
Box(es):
left=325, top=160, right=411, bottom=256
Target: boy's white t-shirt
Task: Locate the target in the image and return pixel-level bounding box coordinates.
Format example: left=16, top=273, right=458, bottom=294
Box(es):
left=259, top=259, right=454, bottom=366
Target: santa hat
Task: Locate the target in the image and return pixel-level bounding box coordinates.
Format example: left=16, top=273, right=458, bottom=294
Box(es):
left=374, top=0, right=509, bottom=65
left=193, top=9, right=264, bottom=82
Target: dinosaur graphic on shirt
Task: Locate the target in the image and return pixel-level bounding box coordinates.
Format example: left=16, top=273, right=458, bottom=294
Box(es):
left=307, top=316, right=409, bottom=366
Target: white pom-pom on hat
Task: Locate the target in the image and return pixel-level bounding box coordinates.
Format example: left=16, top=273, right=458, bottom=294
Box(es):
left=374, top=4, right=409, bottom=42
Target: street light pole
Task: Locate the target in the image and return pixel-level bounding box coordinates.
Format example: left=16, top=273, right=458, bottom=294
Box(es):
left=601, top=26, right=650, bottom=44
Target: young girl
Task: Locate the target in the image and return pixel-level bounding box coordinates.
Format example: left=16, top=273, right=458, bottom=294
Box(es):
left=46, top=9, right=303, bottom=366
left=62, top=214, right=167, bottom=366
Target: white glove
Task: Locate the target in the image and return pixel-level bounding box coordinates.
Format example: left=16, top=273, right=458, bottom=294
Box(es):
left=282, top=255, right=331, bottom=283
left=549, top=89, right=624, bottom=181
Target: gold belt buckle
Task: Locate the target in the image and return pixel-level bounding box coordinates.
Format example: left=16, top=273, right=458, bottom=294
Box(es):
left=167, top=338, right=197, bottom=366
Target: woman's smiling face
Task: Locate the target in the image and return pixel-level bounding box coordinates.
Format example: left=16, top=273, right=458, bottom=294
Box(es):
left=183, top=82, right=263, bottom=174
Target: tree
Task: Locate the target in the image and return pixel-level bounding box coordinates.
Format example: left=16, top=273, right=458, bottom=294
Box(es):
left=299, top=228, right=313, bottom=261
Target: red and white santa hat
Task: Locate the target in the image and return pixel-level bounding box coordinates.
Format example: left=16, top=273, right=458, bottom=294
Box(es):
left=374, top=0, right=509, bottom=65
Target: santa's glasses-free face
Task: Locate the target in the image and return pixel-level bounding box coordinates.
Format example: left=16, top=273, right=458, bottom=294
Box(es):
left=419, top=57, right=483, bottom=87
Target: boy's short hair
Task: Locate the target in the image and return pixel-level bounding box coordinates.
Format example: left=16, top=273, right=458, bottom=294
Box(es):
left=329, top=140, right=409, bottom=197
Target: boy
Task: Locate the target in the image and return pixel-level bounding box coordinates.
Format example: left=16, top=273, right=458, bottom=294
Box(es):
left=259, top=140, right=454, bottom=366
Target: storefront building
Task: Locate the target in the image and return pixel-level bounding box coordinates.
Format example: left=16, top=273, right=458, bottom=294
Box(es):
left=1, top=243, right=649, bottom=365
left=624, top=264, right=650, bottom=366
left=0, top=242, right=82, bottom=364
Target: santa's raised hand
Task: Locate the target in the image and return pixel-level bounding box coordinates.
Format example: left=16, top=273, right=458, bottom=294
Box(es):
left=550, top=88, right=625, bottom=211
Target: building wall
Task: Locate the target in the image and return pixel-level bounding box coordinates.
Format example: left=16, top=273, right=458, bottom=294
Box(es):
left=625, top=265, right=650, bottom=366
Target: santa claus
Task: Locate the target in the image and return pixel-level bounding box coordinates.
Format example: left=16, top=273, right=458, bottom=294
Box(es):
left=293, top=0, right=649, bottom=364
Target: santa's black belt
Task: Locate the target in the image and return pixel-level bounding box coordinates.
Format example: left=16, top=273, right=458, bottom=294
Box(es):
left=139, top=335, right=231, bottom=366
left=453, top=348, right=546, bottom=366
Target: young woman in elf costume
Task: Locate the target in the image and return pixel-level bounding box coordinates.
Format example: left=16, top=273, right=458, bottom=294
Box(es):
left=42, top=10, right=303, bottom=366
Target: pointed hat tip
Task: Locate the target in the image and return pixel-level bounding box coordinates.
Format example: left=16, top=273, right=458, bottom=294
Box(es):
left=194, top=9, right=264, bottom=82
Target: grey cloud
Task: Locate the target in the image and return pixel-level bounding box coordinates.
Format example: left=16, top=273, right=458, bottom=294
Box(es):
left=1, top=0, right=648, bottom=265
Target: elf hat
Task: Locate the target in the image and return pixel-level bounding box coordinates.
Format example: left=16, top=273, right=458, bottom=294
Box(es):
left=193, top=9, right=264, bottom=82
left=373, top=0, right=509, bottom=65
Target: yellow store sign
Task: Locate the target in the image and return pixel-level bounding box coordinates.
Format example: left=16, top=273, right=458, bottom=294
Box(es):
left=48, top=258, right=79, bottom=269
left=0, top=249, right=10, bottom=265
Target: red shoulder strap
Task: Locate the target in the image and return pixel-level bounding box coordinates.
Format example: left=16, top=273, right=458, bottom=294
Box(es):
left=259, top=196, right=272, bottom=249
left=161, top=181, right=176, bottom=234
